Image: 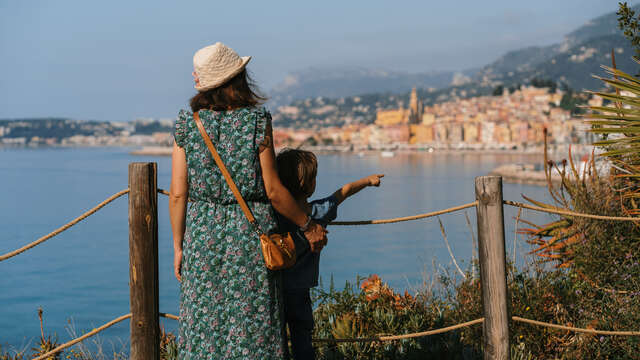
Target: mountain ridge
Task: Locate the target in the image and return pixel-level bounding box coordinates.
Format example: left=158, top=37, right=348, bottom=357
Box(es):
left=267, top=67, right=470, bottom=108
left=269, top=4, right=639, bottom=111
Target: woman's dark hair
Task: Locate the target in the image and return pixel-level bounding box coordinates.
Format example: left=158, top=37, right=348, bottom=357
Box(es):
left=190, top=69, right=266, bottom=112
left=276, top=149, right=318, bottom=199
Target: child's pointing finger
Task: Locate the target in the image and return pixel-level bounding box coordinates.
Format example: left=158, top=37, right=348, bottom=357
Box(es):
left=369, top=174, right=384, bottom=186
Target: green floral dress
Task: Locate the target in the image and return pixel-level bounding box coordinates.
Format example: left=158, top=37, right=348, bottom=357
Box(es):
left=174, top=107, right=286, bottom=359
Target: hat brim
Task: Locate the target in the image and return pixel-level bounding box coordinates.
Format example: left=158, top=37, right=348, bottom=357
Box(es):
left=195, top=56, right=251, bottom=92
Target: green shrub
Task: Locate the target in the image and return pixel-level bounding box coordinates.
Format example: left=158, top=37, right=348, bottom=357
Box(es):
left=311, top=274, right=476, bottom=359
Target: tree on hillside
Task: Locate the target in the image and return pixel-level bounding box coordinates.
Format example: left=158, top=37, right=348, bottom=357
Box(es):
left=530, top=77, right=557, bottom=93
left=618, top=2, right=640, bottom=74
left=618, top=2, right=640, bottom=59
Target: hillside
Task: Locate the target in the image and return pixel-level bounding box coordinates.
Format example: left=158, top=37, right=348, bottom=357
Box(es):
left=474, top=4, right=640, bottom=89
left=476, top=34, right=636, bottom=91
left=267, top=67, right=475, bottom=108
left=564, top=5, right=636, bottom=46
left=271, top=5, right=639, bottom=128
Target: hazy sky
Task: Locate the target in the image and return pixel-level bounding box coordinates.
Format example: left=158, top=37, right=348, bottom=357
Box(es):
left=0, top=1, right=621, bottom=121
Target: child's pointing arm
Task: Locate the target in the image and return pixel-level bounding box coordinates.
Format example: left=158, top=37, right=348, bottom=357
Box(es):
left=332, top=174, right=384, bottom=205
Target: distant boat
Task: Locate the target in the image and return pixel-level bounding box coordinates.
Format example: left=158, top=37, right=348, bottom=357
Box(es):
left=381, top=151, right=395, bottom=158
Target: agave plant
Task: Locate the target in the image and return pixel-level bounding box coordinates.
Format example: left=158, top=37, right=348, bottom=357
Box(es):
left=522, top=56, right=640, bottom=296
left=587, top=62, right=640, bottom=211
left=519, top=140, right=601, bottom=267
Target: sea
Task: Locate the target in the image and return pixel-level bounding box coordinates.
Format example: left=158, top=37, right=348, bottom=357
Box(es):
left=0, top=147, right=555, bottom=352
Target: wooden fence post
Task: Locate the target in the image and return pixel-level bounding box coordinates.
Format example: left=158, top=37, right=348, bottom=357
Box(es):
left=128, top=162, right=159, bottom=360
left=475, top=176, right=510, bottom=360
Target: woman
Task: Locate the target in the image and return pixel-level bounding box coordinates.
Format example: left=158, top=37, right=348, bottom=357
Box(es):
left=169, top=42, right=327, bottom=359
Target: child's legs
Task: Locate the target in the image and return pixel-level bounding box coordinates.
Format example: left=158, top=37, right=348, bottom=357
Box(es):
left=283, top=288, right=315, bottom=360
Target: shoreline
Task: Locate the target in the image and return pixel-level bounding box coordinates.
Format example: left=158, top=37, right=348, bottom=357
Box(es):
left=490, top=164, right=562, bottom=186
left=127, top=145, right=594, bottom=158
left=1, top=142, right=596, bottom=158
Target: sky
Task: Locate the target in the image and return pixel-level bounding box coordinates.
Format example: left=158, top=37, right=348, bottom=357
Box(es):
left=0, top=0, right=621, bottom=122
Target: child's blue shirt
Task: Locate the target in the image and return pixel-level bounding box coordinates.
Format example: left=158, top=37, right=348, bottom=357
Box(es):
left=277, top=195, right=339, bottom=290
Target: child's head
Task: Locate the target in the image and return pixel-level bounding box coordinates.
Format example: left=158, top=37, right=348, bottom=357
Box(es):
left=276, top=148, right=318, bottom=199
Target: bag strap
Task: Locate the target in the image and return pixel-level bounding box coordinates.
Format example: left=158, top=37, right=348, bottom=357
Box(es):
left=193, top=111, right=258, bottom=226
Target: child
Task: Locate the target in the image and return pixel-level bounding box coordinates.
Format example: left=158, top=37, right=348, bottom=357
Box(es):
left=275, top=148, right=383, bottom=360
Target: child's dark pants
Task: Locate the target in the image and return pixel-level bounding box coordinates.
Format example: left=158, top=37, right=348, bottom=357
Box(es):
left=283, top=288, right=315, bottom=360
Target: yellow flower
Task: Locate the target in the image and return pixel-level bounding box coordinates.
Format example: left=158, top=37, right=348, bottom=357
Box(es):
left=525, top=306, right=530, bottom=311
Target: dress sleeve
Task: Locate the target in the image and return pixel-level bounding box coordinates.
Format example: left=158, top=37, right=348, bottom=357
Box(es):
left=173, top=110, right=189, bottom=148
left=254, top=107, right=272, bottom=149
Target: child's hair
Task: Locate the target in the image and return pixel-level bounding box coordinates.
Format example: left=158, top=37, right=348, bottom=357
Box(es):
left=276, top=148, right=318, bottom=198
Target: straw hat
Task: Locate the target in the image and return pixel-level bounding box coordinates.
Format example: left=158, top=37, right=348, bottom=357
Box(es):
left=193, top=42, right=251, bottom=92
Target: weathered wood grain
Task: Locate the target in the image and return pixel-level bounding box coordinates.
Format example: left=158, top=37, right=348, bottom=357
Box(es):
left=129, top=162, right=159, bottom=360
left=475, top=176, right=510, bottom=360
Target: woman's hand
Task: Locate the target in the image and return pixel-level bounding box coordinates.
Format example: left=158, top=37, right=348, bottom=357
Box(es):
left=304, top=221, right=328, bottom=253
left=174, top=248, right=183, bottom=282
left=366, top=174, right=384, bottom=187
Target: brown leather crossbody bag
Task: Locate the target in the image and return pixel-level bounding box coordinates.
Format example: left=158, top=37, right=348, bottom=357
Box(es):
left=193, top=112, right=296, bottom=270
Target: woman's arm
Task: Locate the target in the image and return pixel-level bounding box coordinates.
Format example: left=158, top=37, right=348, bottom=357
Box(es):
left=332, top=174, right=384, bottom=205
left=169, top=141, right=189, bottom=281
left=259, top=121, right=327, bottom=252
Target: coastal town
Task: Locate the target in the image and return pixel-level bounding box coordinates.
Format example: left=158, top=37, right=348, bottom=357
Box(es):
left=0, top=85, right=599, bottom=154
left=0, top=118, right=175, bottom=148
left=272, top=86, right=599, bottom=152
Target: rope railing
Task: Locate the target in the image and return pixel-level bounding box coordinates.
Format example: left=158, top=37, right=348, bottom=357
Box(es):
left=0, top=189, right=130, bottom=262
left=161, top=312, right=484, bottom=342
left=157, top=189, right=640, bottom=223
left=2, top=188, right=477, bottom=264
left=26, top=311, right=640, bottom=360
left=160, top=312, right=179, bottom=320
left=512, top=316, right=640, bottom=336
left=315, top=318, right=485, bottom=342
left=6, top=188, right=639, bottom=264
left=157, top=313, right=640, bottom=340
left=157, top=189, right=478, bottom=225
left=32, top=313, right=131, bottom=360
left=329, top=201, right=478, bottom=225
left=503, top=200, right=640, bottom=221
